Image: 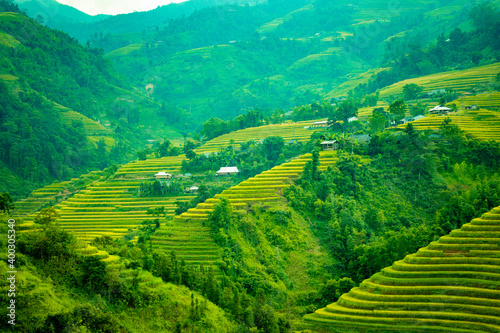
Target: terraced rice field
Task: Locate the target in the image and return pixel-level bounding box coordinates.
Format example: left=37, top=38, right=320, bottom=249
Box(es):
left=454, top=92, right=500, bottom=111
left=80, top=244, right=178, bottom=293
left=106, top=43, right=144, bottom=58
left=398, top=110, right=500, bottom=142
left=326, top=68, right=391, bottom=99
left=379, top=63, right=500, bottom=98
left=257, top=4, right=314, bottom=34
left=195, top=120, right=319, bottom=154
left=14, top=171, right=103, bottom=217
left=58, top=107, right=113, bottom=136
left=150, top=151, right=348, bottom=270
left=305, top=206, right=500, bottom=332
left=19, top=155, right=192, bottom=243
left=357, top=101, right=390, bottom=119
left=0, top=30, right=20, bottom=48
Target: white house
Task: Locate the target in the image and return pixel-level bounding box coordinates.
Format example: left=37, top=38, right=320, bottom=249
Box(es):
left=155, top=172, right=172, bottom=180
left=187, top=186, right=199, bottom=193
left=429, top=105, right=452, bottom=115
left=216, top=167, right=239, bottom=176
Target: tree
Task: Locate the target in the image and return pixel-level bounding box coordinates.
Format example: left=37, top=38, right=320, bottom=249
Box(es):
left=0, top=193, right=14, bottom=213
left=81, top=256, right=108, bottom=294
left=158, top=139, right=171, bottom=157
left=184, top=140, right=197, bottom=160
left=209, top=197, right=233, bottom=233
left=34, top=207, right=59, bottom=229
left=388, top=99, right=407, bottom=120
left=332, top=98, right=358, bottom=125
left=469, top=1, right=498, bottom=34
left=368, top=110, right=387, bottom=133
left=410, top=101, right=427, bottom=117
left=402, top=84, right=423, bottom=101
left=137, top=150, right=148, bottom=161
left=263, top=136, right=285, bottom=164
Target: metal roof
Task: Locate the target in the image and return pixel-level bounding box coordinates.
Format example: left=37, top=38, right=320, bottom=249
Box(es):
left=217, top=167, right=239, bottom=173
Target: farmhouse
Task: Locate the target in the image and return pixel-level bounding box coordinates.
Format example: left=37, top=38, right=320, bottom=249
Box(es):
left=350, top=134, right=371, bottom=145
left=187, top=186, right=199, bottom=193
left=286, top=139, right=299, bottom=145
left=320, top=140, right=338, bottom=151
left=429, top=105, right=452, bottom=115
left=155, top=172, right=172, bottom=180
left=216, top=167, right=239, bottom=176
left=398, top=117, right=413, bottom=125
left=311, top=120, right=329, bottom=128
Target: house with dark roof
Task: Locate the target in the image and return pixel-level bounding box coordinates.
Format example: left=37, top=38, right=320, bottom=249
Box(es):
left=350, top=134, right=371, bottom=145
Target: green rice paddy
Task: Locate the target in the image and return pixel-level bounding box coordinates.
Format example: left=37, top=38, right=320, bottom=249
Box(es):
left=304, top=206, right=500, bottom=332
left=195, top=120, right=319, bottom=153
left=18, top=156, right=192, bottom=243
left=379, top=63, right=500, bottom=98
left=398, top=109, right=500, bottom=142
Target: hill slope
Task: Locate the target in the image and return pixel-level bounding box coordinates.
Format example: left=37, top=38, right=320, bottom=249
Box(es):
left=305, top=206, right=500, bottom=332
left=99, top=0, right=494, bottom=123
left=0, top=7, right=184, bottom=197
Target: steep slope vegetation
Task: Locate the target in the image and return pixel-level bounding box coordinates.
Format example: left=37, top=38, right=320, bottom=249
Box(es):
left=305, top=206, right=500, bottom=332
left=0, top=4, right=183, bottom=197
left=0, top=215, right=235, bottom=333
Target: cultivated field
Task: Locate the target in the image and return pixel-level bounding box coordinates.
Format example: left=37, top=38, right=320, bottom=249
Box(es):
left=325, top=68, right=391, bottom=99
left=398, top=109, right=500, bottom=142
left=379, top=63, right=500, bottom=98
left=453, top=92, right=500, bottom=111
left=14, top=170, right=103, bottom=218
left=149, top=151, right=349, bottom=270
left=18, top=155, right=190, bottom=243
left=170, top=151, right=370, bottom=223
left=195, top=120, right=319, bottom=154
left=304, top=206, right=500, bottom=332
left=0, top=30, right=20, bottom=48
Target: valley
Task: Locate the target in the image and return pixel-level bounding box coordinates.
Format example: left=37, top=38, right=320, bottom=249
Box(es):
left=1, top=0, right=500, bottom=332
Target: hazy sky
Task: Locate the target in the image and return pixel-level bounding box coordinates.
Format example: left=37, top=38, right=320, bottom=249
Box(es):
left=56, top=0, right=188, bottom=16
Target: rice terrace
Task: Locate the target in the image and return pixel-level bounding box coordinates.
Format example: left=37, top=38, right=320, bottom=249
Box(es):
left=1, top=0, right=500, bottom=332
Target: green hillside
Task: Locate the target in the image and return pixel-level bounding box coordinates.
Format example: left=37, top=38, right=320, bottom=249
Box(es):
left=304, top=206, right=500, bottom=332
left=0, top=215, right=235, bottom=333
left=379, top=63, right=500, bottom=98
left=2, top=0, right=500, bottom=332
left=195, top=120, right=315, bottom=153
left=0, top=8, right=186, bottom=197
left=398, top=109, right=500, bottom=142
left=94, top=0, right=493, bottom=123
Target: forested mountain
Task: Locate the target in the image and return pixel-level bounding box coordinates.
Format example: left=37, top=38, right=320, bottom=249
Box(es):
left=0, top=2, right=186, bottom=197
left=14, top=0, right=267, bottom=43
left=72, top=0, right=498, bottom=124
left=14, top=0, right=500, bottom=125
